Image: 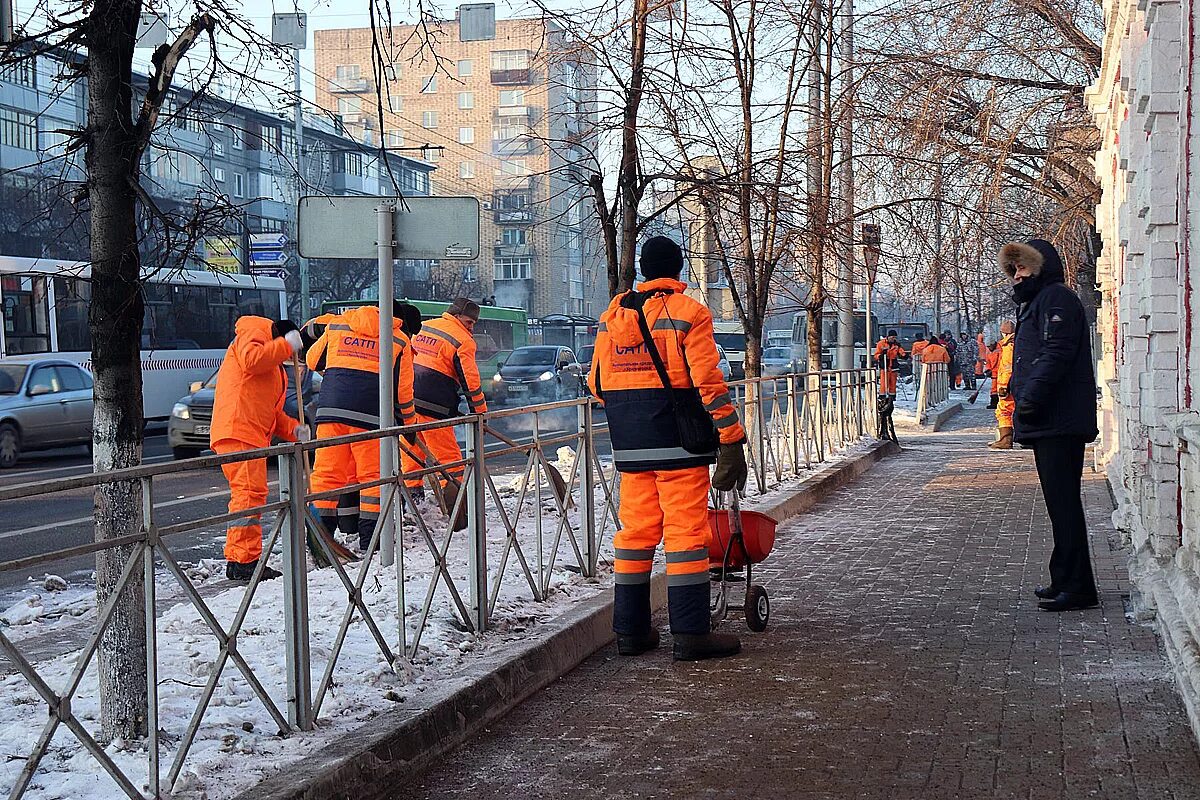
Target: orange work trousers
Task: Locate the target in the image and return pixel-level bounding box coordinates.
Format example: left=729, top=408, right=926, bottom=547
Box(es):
left=996, top=395, right=1015, bottom=428
left=400, top=413, right=464, bottom=489
left=213, top=439, right=268, bottom=564
left=310, top=423, right=381, bottom=535
left=878, top=369, right=898, bottom=396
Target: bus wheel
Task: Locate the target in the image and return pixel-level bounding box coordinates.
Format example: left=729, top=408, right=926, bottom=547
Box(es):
left=0, top=424, right=20, bottom=469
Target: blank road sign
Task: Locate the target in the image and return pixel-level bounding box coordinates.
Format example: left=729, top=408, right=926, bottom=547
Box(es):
left=297, top=196, right=481, bottom=260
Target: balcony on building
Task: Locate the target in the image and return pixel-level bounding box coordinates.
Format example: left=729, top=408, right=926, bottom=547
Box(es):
left=494, top=174, right=533, bottom=190
left=490, top=67, right=531, bottom=85
left=494, top=244, right=535, bottom=259
left=494, top=207, right=534, bottom=224
left=495, top=105, right=532, bottom=119
left=492, top=137, right=537, bottom=157
left=328, top=77, right=372, bottom=93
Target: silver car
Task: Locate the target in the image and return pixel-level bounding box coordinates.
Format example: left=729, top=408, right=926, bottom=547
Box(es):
left=0, top=357, right=95, bottom=468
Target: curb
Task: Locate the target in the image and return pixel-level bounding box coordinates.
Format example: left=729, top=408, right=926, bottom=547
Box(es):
left=242, top=439, right=898, bottom=800
left=925, top=400, right=964, bottom=431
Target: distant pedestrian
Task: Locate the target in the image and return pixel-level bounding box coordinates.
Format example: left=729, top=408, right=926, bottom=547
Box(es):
left=999, top=239, right=1099, bottom=612
left=957, top=332, right=978, bottom=390
left=989, top=321, right=1016, bottom=449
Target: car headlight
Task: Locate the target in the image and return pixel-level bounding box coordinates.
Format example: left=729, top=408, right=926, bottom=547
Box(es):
left=171, top=402, right=191, bottom=420
left=538, top=371, right=554, bottom=381
left=493, top=373, right=503, bottom=384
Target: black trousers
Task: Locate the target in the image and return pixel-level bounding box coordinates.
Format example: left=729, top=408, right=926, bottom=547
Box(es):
left=1032, top=436, right=1096, bottom=598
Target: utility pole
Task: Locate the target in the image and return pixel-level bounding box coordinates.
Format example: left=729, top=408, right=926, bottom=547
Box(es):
left=835, top=0, right=855, bottom=369
left=932, top=161, right=943, bottom=337
left=804, top=0, right=824, bottom=372
left=272, top=12, right=309, bottom=315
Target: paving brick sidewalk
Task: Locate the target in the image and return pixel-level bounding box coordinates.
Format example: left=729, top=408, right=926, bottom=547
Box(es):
left=404, top=404, right=1200, bottom=800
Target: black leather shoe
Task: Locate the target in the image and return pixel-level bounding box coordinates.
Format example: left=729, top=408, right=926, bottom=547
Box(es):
left=672, top=632, right=741, bottom=662
left=1038, top=592, right=1099, bottom=612
left=616, top=629, right=660, bottom=656
left=1034, top=585, right=1058, bottom=600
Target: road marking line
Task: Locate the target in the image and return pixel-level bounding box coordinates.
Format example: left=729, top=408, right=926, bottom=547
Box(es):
left=0, top=453, right=174, bottom=482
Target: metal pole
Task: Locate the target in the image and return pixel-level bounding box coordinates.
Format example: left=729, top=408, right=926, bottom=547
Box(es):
left=141, top=478, right=160, bottom=798
left=465, top=416, right=489, bottom=632
left=580, top=400, right=597, bottom=577
left=1, top=0, right=12, bottom=43
left=933, top=163, right=943, bottom=337
left=377, top=201, right=398, bottom=567
left=280, top=450, right=313, bottom=730
left=295, top=48, right=310, bottom=318
left=835, top=0, right=855, bottom=371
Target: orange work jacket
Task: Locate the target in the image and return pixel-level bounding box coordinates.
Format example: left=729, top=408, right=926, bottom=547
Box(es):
left=411, top=313, right=488, bottom=419
left=210, top=316, right=297, bottom=449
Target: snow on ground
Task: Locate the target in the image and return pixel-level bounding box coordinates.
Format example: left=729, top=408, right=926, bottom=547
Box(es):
left=0, top=435, right=871, bottom=800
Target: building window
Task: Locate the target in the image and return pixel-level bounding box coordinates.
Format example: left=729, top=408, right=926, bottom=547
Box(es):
left=458, top=127, right=475, bottom=144
left=463, top=262, right=478, bottom=282
left=491, top=50, right=529, bottom=71
left=346, top=152, right=364, bottom=176
left=388, top=95, right=403, bottom=113
left=493, top=119, right=530, bottom=140
left=496, top=159, right=528, bottom=176
left=386, top=130, right=405, bottom=148
left=0, top=108, right=37, bottom=151
left=495, top=257, right=532, bottom=280
left=458, top=91, right=474, bottom=110
left=0, top=60, right=35, bottom=88
left=457, top=59, right=473, bottom=77
left=386, top=63, right=401, bottom=81
left=421, top=75, right=437, bottom=93
left=213, top=140, right=225, bottom=157
left=502, top=228, right=526, bottom=245
left=335, top=64, right=361, bottom=81
left=231, top=127, right=244, bottom=149
left=459, top=161, right=475, bottom=179
left=214, top=167, right=226, bottom=182
left=233, top=172, right=245, bottom=198
left=338, top=97, right=361, bottom=116
left=421, top=111, right=438, bottom=128
left=499, top=90, right=525, bottom=106
left=423, top=146, right=441, bottom=161
left=178, top=154, right=203, bottom=185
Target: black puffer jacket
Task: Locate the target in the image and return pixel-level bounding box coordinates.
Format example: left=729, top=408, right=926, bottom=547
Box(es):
left=1000, top=239, right=1098, bottom=443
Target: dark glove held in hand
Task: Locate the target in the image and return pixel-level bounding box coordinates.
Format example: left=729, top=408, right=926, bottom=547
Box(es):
left=998, top=386, right=1009, bottom=398
left=712, top=441, right=748, bottom=492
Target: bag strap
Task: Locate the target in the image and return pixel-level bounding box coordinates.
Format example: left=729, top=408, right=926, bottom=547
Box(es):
left=633, top=293, right=675, bottom=393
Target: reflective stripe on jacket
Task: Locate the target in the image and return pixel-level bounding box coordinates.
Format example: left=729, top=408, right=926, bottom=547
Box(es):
left=210, top=316, right=297, bottom=449
left=411, top=313, right=488, bottom=420
left=873, top=340, right=905, bottom=372
left=305, top=305, right=415, bottom=429
left=588, top=278, right=746, bottom=473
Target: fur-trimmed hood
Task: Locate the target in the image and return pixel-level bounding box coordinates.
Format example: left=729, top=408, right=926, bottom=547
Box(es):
left=997, top=239, right=1064, bottom=285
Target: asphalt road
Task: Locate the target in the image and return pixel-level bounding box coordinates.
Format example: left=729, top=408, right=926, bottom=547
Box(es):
left=0, top=404, right=606, bottom=604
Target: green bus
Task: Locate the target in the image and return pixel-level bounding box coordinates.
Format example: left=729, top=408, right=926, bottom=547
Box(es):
left=320, top=299, right=529, bottom=394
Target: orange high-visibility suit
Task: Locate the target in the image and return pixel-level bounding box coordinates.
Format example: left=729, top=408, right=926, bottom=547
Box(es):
left=985, top=346, right=1001, bottom=378
left=301, top=311, right=360, bottom=535
left=402, top=313, right=487, bottom=489
left=306, top=306, right=415, bottom=549
left=995, top=332, right=1015, bottom=428
left=873, top=339, right=906, bottom=397
left=210, top=316, right=299, bottom=565
left=975, top=333, right=988, bottom=376
left=588, top=277, right=746, bottom=637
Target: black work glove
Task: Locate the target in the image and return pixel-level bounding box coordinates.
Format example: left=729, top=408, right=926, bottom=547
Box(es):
left=1015, top=401, right=1043, bottom=425
left=712, top=441, right=748, bottom=492
left=402, top=431, right=418, bottom=445
left=997, top=386, right=1009, bottom=398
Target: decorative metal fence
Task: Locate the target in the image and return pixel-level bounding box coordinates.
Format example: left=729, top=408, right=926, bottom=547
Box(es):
left=0, top=369, right=877, bottom=799
left=915, top=362, right=951, bottom=424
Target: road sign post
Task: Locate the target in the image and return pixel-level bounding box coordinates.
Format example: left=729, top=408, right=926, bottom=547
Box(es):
left=297, top=195, right=480, bottom=571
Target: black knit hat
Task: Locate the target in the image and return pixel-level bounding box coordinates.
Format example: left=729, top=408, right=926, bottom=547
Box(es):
left=640, top=236, right=684, bottom=280
left=887, top=329, right=898, bottom=338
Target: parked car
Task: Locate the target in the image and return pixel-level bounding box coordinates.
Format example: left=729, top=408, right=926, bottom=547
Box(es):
left=577, top=344, right=595, bottom=376
left=716, top=345, right=733, bottom=381
left=761, top=346, right=799, bottom=377
left=168, top=364, right=320, bottom=459
left=492, top=346, right=584, bottom=403
left=0, top=357, right=95, bottom=468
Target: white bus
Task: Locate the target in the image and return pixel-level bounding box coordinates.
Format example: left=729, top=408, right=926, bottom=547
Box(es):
left=0, top=256, right=287, bottom=420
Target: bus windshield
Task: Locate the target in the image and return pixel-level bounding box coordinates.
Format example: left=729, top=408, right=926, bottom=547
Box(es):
left=714, top=333, right=746, bottom=351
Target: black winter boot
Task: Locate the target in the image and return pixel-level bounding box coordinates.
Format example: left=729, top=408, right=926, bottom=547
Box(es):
left=672, top=632, right=742, bottom=662
left=226, top=560, right=281, bottom=583
left=617, top=629, right=660, bottom=656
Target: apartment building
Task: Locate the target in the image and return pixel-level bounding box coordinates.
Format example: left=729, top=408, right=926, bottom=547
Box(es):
left=314, top=14, right=604, bottom=317
left=0, top=48, right=435, bottom=311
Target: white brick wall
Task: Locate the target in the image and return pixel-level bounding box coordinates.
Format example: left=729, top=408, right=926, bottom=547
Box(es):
left=1087, top=0, right=1200, bottom=742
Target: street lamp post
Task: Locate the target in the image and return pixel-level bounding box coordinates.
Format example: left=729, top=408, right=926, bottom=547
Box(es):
left=272, top=13, right=309, bottom=315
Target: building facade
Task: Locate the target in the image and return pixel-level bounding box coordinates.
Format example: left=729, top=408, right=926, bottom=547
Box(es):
left=313, top=14, right=604, bottom=317
left=1086, top=0, right=1200, bottom=736
left=0, top=49, right=435, bottom=313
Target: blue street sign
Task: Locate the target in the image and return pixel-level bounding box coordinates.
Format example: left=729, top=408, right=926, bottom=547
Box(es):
left=249, top=249, right=288, bottom=265
left=250, top=233, right=288, bottom=250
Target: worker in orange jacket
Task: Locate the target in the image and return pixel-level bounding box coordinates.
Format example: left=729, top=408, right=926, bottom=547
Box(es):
left=990, top=320, right=1016, bottom=449
left=975, top=332, right=988, bottom=378
left=402, top=298, right=487, bottom=499
left=919, top=334, right=951, bottom=396
left=589, top=236, right=746, bottom=662
left=873, top=330, right=906, bottom=398
left=985, top=341, right=1002, bottom=408
left=306, top=303, right=417, bottom=551
left=210, top=317, right=306, bottom=582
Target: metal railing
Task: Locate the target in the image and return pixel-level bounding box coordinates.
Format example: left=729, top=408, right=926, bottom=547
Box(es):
left=915, top=361, right=951, bottom=424
left=0, top=368, right=877, bottom=799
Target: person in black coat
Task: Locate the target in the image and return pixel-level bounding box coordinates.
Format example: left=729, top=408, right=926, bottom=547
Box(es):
left=999, top=238, right=1099, bottom=612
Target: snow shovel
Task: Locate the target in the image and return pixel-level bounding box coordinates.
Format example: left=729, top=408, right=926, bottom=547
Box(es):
left=292, top=360, right=359, bottom=566
left=484, top=424, right=572, bottom=510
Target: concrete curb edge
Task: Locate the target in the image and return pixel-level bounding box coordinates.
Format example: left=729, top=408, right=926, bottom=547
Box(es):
left=242, top=439, right=898, bottom=800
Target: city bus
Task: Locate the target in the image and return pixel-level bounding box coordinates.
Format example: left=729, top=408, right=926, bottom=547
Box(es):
left=791, top=307, right=880, bottom=370
left=321, top=298, right=528, bottom=394
left=0, top=255, right=287, bottom=419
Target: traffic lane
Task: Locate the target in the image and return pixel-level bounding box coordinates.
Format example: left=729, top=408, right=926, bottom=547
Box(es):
left=0, top=431, right=175, bottom=490
left=0, top=421, right=612, bottom=601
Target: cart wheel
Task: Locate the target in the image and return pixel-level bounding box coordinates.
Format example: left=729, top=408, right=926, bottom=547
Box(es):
left=745, top=585, right=769, bottom=632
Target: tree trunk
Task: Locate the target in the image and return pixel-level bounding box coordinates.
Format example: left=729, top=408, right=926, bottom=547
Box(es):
left=614, top=0, right=649, bottom=295
left=88, top=0, right=148, bottom=744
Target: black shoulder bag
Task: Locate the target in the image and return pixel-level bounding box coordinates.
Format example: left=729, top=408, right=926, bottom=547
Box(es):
left=633, top=295, right=720, bottom=455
